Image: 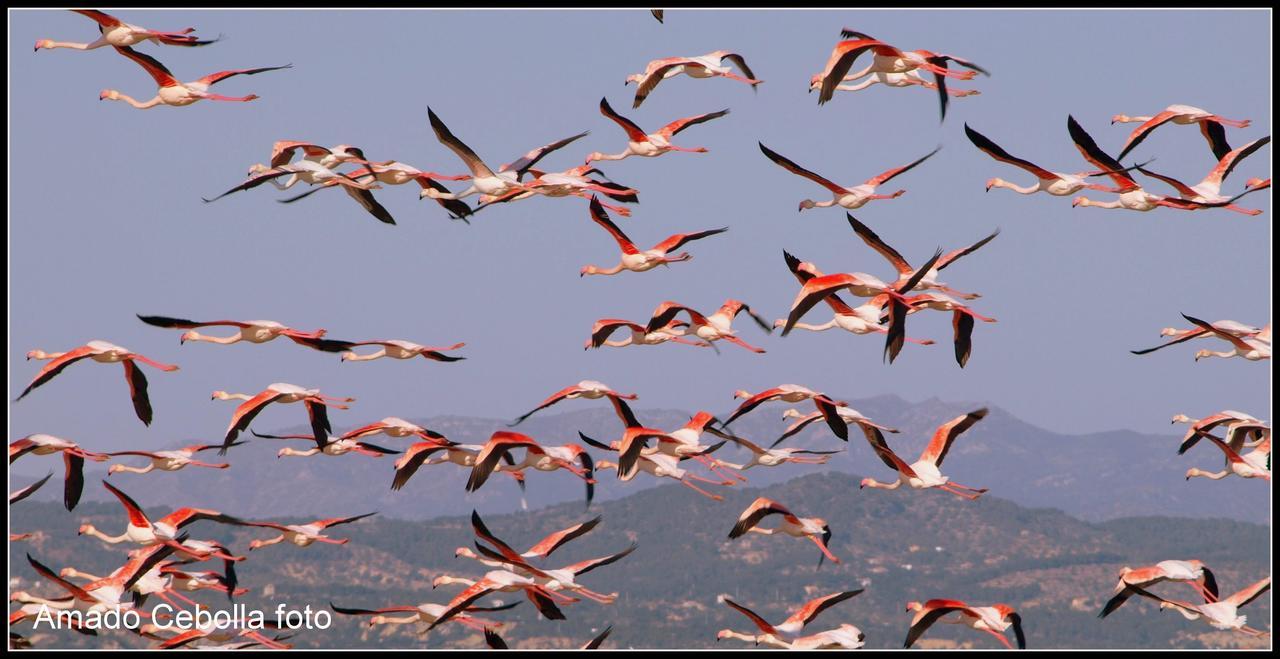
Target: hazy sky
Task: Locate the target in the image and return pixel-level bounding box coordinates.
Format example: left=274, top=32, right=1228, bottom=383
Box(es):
left=9, top=9, right=1271, bottom=454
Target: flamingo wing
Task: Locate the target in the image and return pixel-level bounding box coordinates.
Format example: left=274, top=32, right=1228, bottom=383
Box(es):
left=1115, top=110, right=1180, bottom=161
left=197, top=64, right=293, bottom=87
left=817, top=40, right=886, bottom=105
left=867, top=147, right=941, bottom=186
left=722, top=597, right=778, bottom=635
left=1226, top=577, right=1271, bottom=608
left=656, top=109, right=730, bottom=140
left=222, top=390, right=284, bottom=449
left=112, top=45, right=180, bottom=87
left=921, top=408, right=989, bottom=466
left=122, top=360, right=153, bottom=426
left=729, top=497, right=790, bottom=538
left=846, top=214, right=912, bottom=275
left=524, top=516, right=602, bottom=559
left=784, top=589, right=865, bottom=630
left=9, top=472, right=53, bottom=505
left=1068, top=115, right=1137, bottom=191
left=598, top=97, right=649, bottom=142
left=564, top=543, right=637, bottom=576
left=759, top=142, right=848, bottom=194
left=937, top=228, right=1000, bottom=271
left=587, top=196, right=639, bottom=254
left=73, top=10, right=123, bottom=28
left=582, top=625, right=613, bottom=649
left=101, top=479, right=151, bottom=528
left=632, top=58, right=690, bottom=108
left=340, top=185, right=396, bottom=225
left=904, top=600, right=971, bottom=649
left=501, top=131, right=591, bottom=178
left=963, top=124, right=1059, bottom=180
left=427, top=107, right=494, bottom=179
left=135, top=315, right=251, bottom=330
left=391, top=442, right=449, bottom=491
left=17, top=345, right=97, bottom=400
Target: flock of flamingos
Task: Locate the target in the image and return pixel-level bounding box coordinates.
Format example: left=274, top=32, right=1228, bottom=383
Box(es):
left=10, top=9, right=1272, bottom=651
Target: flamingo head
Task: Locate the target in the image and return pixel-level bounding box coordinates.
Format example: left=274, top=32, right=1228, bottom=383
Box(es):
left=623, top=74, right=643, bottom=86
left=25, top=350, right=47, bottom=360
left=732, top=390, right=753, bottom=400
left=107, top=464, right=126, bottom=474
left=1071, top=196, right=1088, bottom=208
left=798, top=199, right=817, bottom=212
left=580, top=265, right=597, bottom=277
left=1170, top=414, right=1193, bottom=424
left=179, top=330, right=198, bottom=345
left=99, top=89, right=120, bottom=101
left=715, top=629, right=734, bottom=642
left=418, top=186, right=442, bottom=200
left=985, top=177, right=1002, bottom=192
left=1185, top=468, right=1200, bottom=480
left=34, top=39, right=54, bottom=51
left=454, top=547, right=476, bottom=559
left=858, top=478, right=874, bottom=490
left=77, top=523, right=94, bottom=536
left=1193, top=350, right=1212, bottom=362
left=210, top=391, right=230, bottom=400
left=781, top=408, right=804, bottom=419
left=905, top=601, right=924, bottom=613
left=246, top=163, right=270, bottom=177
left=10, top=591, right=31, bottom=602
left=339, top=351, right=357, bottom=362
left=247, top=539, right=265, bottom=551
left=808, top=74, right=823, bottom=93
left=1160, top=328, right=1181, bottom=337
left=1110, top=114, right=1131, bottom=125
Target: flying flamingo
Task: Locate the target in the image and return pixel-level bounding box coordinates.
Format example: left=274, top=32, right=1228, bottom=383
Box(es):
left=759, top=142, right=939, bottom=211
left=779, top=249, right=942, bottom=362
left=18, top=547, right=180, bottom=619
left=19, top=340, right=179, bottom=426
left=1184, top=434, right=1270, bottom=482
left=1114, top=105, right=1251, bottom=161
left=1132, top=320, right=1267, bottom=356
left=465, top=432, right=596, bottom=505
left=1129, top=577, right=1270, bottom=637
left=100, top=45, right=290, bottom=109
left=728, top=497, right=840, bottom=565
left=813, top=32, right=987, bottom=119
left=904, top=599, right=1026, bottom=649
left=339, top=417, right=450, bottom=443
left=1172, top=411, right=1268, bottom=455
left=965, top=123, right=1138, bottom=197
left=136, top=314, right=355, bottom=353
left=390, top=440, right=528, bottom=494
left=419, top=109, right=560, bottom=203
left=625, top=51, right=761, bottom=108
left=593, top=452, right=733, bottom=501
left=35, top=10, right=219, bottom=51
left=78, top=480, right=247, bottom=551
left=773, top=405, right=899, bottom=448
left=585, top=318, right=710, bottom=350
left=1099, top=560, right=1219, bottom=618
left=330, top=599, right=518, bottom=631
left=815, top=68, right=979, bottom=101
left=474, top=165, right=640, bottom=216
left=1066, top=116, right=1231, bottom=213
left=645, top=299, right=774, bottom=353
left=719, top=624, right=867, bottom=649
left=470, top=511, right=604, bottom=561
left=249, top=429, right=399, bottom=459
left=10, top=434, right=108, bottom=511
left=106, top=442, right=240, bottom=475
left=709, top=432, right=840, bottom=475
left=466, top=511, right=633, bottom=605
left=858, top=408, right=991, bottom=499
left=586, top=98, right=729, bottom=163
left=1181, top=314, right=1271, bottom=362
left=719, top=590, right=864, bottom=644
left=338, top=340, right=465, bottom=363
left=212, top=383, right=355, bottom=453
left=774, top=253, right=937, bottom=351
left=243, top=512, right=377, bottom=551
left=428, top=570, right=573, bottom=630
left=272, top=154, right=476, bottom=221
left=722, top=384, right=848, bottom=441
left=206, top=163, right=395, bottom=224
left=510, top=380, right=638, bottom=427
left=1136, top=136, right=1271, bottom=215
left=846, top=214, right=997, bottom=301
left=580, top=196, right=727, bottom=276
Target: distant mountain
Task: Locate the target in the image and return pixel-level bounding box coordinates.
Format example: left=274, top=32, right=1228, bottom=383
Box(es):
left=12, top=394, right=1267, bottom=524
left=10, top=472, right=1269, bottom=649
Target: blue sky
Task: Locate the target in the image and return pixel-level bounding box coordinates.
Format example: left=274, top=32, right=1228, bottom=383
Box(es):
left=9, top=9, right=1271, bottom=452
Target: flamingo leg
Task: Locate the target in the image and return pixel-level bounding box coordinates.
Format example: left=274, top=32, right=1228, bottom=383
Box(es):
left=680, top=479, right=724, bottom=501
left=809, top=535, right=841, bottom=564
